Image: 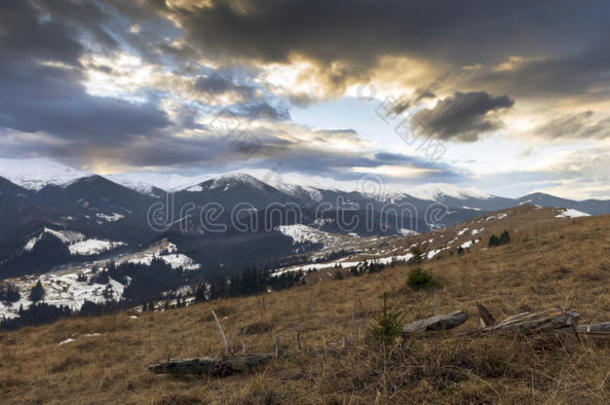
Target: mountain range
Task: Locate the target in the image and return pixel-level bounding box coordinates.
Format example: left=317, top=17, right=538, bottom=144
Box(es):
left=0, top=159, right=608, bottom=282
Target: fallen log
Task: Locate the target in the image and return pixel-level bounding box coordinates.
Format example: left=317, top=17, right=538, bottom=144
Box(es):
left=461, top=307, right=579, bottom=336
left=575, top=322, right=610, bottom=335
left=402, top=310, right=469, bottom=334
left=149, top=353, right=274, bottom=376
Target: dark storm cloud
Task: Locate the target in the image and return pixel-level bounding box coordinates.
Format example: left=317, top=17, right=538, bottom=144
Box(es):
left=390, top=88, right=437, bottom=115
left=0, top=0, right=170, bottom=145
left=467, top=39, right=610, bottom=100
left=125, top=0, right=610, bottom=120
left=154, top=0, right=610, bottom=71
left=1, top=0, right=83, bottom=65
left=411, top=91, right=514, bottom=142
left=31, top=0, right=121, bottom=50
left=195, top=71, right=257, bottom=99
left=194, top=68, right=291, bottom=120
left=4, top=0, right=608, bottom=185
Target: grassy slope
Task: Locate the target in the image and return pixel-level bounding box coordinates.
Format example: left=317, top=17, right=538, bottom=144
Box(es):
left=1, top=212, right=609, bottom=404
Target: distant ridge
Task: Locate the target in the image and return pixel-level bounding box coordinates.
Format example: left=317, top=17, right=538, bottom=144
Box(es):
left=1, top=160, right=610, bottom=216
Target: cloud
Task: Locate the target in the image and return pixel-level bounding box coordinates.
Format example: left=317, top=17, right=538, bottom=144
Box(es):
left=235, top=102, right=290, bottom=121
left=534, top=111, right=610, bottom=139
left=2, top=114, right=460, bottom=184
left=389, top=88, right=437, bottom=115
left=0, top=0, right=171, bottom=145
left=466, top=39, right=610, bottom=101
left=159, top=0, right=605, bottom=64
left=145, top=0, right=610, bottom=98
left=194, top=70, right=257, bottom=100
left=2, top=0, right=608, bottom=199
left=411, top=91, right=514, bottom=142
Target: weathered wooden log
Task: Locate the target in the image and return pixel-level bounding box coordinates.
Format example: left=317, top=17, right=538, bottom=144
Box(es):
left=495, top=307, right=578, bottom=331
left=149, top=353, right=274, bottom=376
left=462, top=307, right=579, bottom=336
left=498, top=311, right=531, bottom=324
left=402, top=310, right=470, bottom=334
left=575, top=322, right=610, bottom=335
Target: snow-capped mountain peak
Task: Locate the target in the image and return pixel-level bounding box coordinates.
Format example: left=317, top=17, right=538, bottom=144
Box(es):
left=0, top=158, right=90, bottom=190
left=210, top=173, right=268, bottom=190
left=188, top=173, right=275, bottom=193
left=402, top=183, right=492, bottom=201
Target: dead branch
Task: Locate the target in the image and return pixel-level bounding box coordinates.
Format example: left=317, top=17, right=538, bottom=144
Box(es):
left=352, top=299, right=358, bottom=344
left=274, top=335, right=283, bottom=359
left=211, top=310, right=229, bottom=356
left=297, top=329, right=303, bottom=352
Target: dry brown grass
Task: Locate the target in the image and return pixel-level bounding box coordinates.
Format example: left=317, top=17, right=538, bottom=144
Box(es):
left=1, top=213, right=610, bottom=404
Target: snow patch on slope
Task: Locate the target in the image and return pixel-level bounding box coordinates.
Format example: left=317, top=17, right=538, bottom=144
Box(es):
left=122, top=242, right=200, bottom=270
left=127, top=253, right=200, bottom=270
left=399, top=228, right=419, bottom=236
left=96, top=212, right=125, bottom=222
left=69, top=239, right=125, bottom=256
left=460, top=239, right=481, bottom=249
left=0, top=270, right=125, bottom=320
left=276, top=224, right=341, bottom=248
left=24, top=228, right=86, bottom=251
left=555, top=208, right=591, bottom=219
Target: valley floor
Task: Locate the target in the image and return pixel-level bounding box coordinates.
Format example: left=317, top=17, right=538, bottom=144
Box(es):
left=1, top=214, right=610, bottom=404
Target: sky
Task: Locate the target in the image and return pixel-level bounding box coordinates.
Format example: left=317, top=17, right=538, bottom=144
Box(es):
left=1, top=0, right=610, bottom=199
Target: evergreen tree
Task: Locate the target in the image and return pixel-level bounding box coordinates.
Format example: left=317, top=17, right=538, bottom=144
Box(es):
left=195, top=284, right=207, bottom=302
left=369, top=293, right=403, bottom=348
left=102, top=284, right=114, bottom=300
left=410, top=246, right=426, bottom=264
left=29, top=280, right=45, bottom=302
left=489, top=230, right=510, bottom=247
left=0, top=282, right=21, bottom=303
left=499, top=230, right=510, bottom=245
